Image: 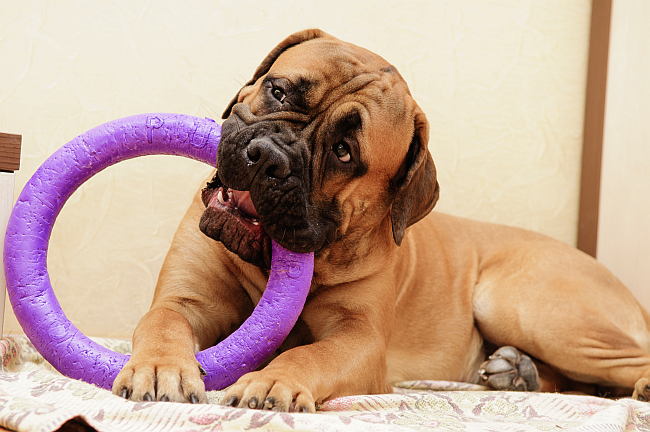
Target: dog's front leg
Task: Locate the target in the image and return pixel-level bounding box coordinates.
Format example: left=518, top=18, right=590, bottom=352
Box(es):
left=223, top=324, right=391, bottom=412
left=223, top=283, right=395, bottom=413
left=112, top=307, right=207, bottom=403
left=112, top=192, right=255, bottom=403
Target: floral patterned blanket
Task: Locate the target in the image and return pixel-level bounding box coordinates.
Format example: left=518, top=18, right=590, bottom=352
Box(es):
left=1, top=336, right=649, bottom=432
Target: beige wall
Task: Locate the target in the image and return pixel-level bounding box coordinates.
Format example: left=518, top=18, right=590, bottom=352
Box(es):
left=0, top=173, right=14, bottom=335
left=1, top=1, right=591, bottom=338
left=597, top=0, right=650, bottom=312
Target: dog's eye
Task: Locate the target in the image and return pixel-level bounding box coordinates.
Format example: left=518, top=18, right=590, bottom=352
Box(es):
left=332, top=142, right=351, bottom=163
left=272, top=86, right=286, bottom=103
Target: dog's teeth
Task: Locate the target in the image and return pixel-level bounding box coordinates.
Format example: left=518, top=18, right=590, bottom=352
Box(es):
left=217, top=190, right=226, bottom=205
left=252, top=220, right=259, bottom=226
left=227, top=191, right=234, bottom=201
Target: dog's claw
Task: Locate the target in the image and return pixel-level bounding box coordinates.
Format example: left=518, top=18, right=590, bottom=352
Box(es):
left=120, top=388, right=129, bottom=399
left=189, top=394, right=199, bottom=404
left=479, top=346, right=540, bottom=392
left=143, top=393, right=153, bottom=402
left=225, top=396, right=239, bottom=407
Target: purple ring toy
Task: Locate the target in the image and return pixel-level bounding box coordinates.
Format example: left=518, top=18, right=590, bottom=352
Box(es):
left=3, top=113, right=314, bottom=391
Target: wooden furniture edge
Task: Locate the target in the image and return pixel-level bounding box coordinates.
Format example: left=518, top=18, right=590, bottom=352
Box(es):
left=577, top=0, right=612, bottom=257
left=0, top=132, right=22, bottom=173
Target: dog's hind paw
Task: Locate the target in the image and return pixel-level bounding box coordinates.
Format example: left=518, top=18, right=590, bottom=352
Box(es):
left=633, top=378, right=650, bottom=402
left=478, top=346, right=540, bottom=392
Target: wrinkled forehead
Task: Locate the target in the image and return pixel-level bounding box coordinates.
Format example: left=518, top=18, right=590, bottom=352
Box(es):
left=274, top=38, right=391, bottom=78
left=266, top=39, right=411, bottom=110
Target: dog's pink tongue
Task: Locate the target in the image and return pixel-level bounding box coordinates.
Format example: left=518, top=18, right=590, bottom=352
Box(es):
left=233, top=190, right=259, bottom=219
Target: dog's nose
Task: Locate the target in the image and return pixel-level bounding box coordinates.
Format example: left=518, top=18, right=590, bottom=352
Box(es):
left=246, top=137, right=291, bottom=179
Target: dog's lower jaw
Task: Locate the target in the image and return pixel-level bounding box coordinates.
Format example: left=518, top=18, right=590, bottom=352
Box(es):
left=200, top=184, right=272, bottom=268
left=200, top=170, right=337, bottom=264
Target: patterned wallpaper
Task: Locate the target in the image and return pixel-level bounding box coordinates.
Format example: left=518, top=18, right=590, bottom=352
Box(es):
left=1, top=0, right=591, bottom=338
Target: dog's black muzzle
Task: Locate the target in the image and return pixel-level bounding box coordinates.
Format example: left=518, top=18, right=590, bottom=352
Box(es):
left=217, top=105, right=307, bottom=192
left=215, top=104, right=333, bottom=254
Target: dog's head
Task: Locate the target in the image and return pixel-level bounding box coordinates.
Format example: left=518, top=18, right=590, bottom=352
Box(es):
left=200, top=29, right=439, bottom=268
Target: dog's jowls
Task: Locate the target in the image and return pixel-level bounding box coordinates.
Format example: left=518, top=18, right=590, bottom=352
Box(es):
left=112, top=29, right=650, bottom=411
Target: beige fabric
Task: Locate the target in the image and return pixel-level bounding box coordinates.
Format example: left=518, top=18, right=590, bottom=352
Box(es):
left=1, top=336, right=649, bottom=431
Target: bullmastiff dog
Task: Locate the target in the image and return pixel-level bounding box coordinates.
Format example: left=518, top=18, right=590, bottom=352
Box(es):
left=112, top=29, right=650, bottom=412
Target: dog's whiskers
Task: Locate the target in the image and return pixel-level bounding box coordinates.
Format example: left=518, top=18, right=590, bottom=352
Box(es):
left=201, top=102, right=220, bottom=123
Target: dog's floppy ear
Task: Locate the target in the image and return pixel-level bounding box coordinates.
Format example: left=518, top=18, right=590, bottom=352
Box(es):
left=390, top=110, right=440, bottom=246
left=222, top=29, right=331, bottom=119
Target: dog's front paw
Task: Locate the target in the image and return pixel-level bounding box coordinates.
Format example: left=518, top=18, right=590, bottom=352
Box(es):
left=223, top=370, right=316, bottom=413
left=112, top=354, right=208, bottom=403
left=478, top=346, right=540, bottom=392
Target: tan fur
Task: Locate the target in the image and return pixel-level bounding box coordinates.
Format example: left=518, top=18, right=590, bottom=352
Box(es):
left=112, top=30, right=650, bottom=411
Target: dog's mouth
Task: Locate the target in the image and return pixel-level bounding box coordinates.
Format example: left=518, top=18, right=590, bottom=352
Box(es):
left=199, top=173, right=272, bottom=268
